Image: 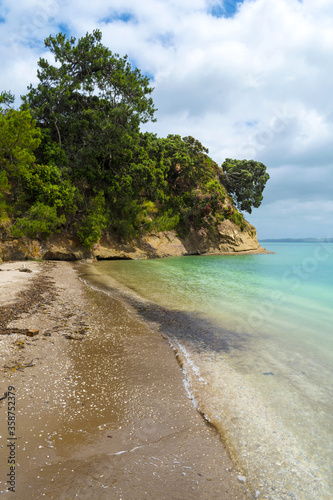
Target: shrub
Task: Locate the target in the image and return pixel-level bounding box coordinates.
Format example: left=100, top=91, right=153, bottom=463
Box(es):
left=149, top=210, right=180, bottom=232
left=77, top=191, right=108, bottom=247
left=12, top=203, right=66, bottom=238
left=230, top=210, right=246, bottom=231
left=22, top=163, right=77, bottom=212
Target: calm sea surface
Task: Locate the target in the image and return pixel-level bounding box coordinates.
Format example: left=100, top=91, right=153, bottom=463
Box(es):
left=84, top=243, right=333, bottom=499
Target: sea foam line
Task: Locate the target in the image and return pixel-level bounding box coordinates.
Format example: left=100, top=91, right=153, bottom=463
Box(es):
left=166, top=337, right=207, bottom=412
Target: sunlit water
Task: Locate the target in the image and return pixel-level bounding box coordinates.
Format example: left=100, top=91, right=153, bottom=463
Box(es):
left=86, top=243, right=333, bottom=499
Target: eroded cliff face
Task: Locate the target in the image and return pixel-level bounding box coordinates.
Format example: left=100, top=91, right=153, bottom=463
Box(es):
left=0, top=219, right=265, bottom=262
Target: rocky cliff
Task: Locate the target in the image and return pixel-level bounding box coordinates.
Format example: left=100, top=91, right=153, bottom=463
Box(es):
left=0, top=218, right=267, bottom=262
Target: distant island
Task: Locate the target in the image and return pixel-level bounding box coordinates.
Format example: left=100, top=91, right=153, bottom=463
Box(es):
left=261, top=238, right=333, bottom=243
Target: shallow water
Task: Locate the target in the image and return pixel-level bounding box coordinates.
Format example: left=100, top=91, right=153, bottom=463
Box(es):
left=0, top=264, right=245, bottom=500
left=87, top=243, right=333, bottom=500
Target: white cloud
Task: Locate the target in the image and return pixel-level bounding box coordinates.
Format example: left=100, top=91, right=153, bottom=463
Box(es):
left=249, top=197, right=333, bottom=239
left=0, top=0, right=332, bottom=238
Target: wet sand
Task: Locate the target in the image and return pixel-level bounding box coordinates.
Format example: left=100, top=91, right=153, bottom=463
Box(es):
left=0, top=261, right=247, bottom=499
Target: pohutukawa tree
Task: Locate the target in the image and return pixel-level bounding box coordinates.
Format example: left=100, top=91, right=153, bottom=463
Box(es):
left=221, top=158, right=270, bottom=213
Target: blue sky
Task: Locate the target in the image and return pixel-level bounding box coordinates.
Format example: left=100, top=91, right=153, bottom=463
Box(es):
left=0, top=0, right=332, bottom=239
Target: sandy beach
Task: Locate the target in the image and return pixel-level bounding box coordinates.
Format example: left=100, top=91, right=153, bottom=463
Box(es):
left=0, top=261, right=248, bottom=499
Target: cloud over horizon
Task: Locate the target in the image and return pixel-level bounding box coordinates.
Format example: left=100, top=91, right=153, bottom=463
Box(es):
left=1, top=0, right=332, bottom=238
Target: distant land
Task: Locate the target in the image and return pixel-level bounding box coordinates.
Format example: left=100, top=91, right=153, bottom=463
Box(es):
left=260, top=238, right=333, bottom=243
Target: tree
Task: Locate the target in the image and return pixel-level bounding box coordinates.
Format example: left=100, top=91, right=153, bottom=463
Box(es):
left=0, top=91, right=15, bottom=108
left=0, top=106, right=41, bottom=197
left=221, top=159, right=270, bottom=213
left=21, top=30, right=157, bottom=184
left=155, top=134, right=217, bottom=193
left=0, top=101, right=77, bottom=236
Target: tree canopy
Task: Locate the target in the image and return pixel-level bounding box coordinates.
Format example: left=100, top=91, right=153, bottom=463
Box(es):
left=22, top=29, right=156, bottom=182
left=221, top=159, right=270, bottom=213
left=0, top=105, right=76, bottom=236
left=0, top=30, right=270, bottom=247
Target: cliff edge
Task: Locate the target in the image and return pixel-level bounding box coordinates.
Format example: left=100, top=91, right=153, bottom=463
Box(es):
left=0, top=218, right=267, bottom=262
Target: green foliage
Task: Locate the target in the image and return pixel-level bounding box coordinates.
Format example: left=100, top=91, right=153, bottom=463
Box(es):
left=22, top=30, right=156, bottom=183
left=12, top=203, right=66, bottom=238
left=206, top=179, right=225, bottom=198
left=0, top=171, right=10, bottom=223
left=0, top=106, right=41, bottom=221
left=0, top=30, right=270, bottom=248
left=22, top=163, right=77, bottom=212
left=0, top=108, right=41, bottom=179
left=0, top=198, right=10, bottom=224
left=0, top=91, right=15, bottom=107
left=0, top=104, right=77, bottom=234
left=230, top=210, right=246, bottom=231
left=77, top=191, right=108, bottom=247
left=155, top=212, right=180, bottom=232
left=221, top=159, right=270, bottom=214
left=174, top=188, right=224, bottom=231
left=144, top=210, right=180, bottom=233
left=158, top=134, right=217, bottom=194
left=111, top=199, right=143, bottom=239
left=0, top=170, right=10, bottom=192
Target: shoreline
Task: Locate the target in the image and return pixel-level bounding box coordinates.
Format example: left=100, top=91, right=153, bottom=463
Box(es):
left=81, top=256, right=333, bottom=500
left=0, top=261, right=247, bottom=499
left=0, top=228, right=273, bottom=262
left=0, top=245, right=273, bottom=265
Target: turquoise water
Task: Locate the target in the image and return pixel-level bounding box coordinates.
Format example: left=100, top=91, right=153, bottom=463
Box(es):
left=86, top=243, right=333, bottom=499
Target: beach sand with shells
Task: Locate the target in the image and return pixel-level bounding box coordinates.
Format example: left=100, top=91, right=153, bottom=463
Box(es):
left=0, top=260, right=247, bottom=499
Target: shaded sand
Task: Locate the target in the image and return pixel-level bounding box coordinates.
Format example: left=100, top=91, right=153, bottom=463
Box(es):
left=0, top=261, right=247, bottom=499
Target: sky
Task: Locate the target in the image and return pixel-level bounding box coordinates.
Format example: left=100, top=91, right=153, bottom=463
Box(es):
left=0, top=0, right=332, bottom=239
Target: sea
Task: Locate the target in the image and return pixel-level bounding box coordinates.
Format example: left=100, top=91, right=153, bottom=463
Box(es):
left=81, top=242, right=333, bottom=499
